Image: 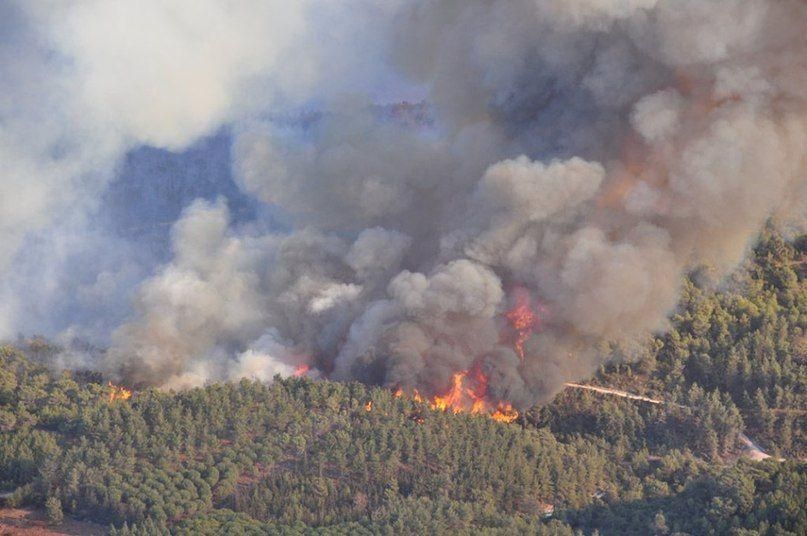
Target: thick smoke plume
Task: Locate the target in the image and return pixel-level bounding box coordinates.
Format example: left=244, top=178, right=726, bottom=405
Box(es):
left=4, top=1, right=806, bottom=408
left=0, top=0, right=315, bottom=340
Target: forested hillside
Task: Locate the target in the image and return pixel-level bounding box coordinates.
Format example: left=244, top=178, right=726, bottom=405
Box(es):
left=0, top=230, right=804, bottom=535
left=538, top=228, right=806, bottom=460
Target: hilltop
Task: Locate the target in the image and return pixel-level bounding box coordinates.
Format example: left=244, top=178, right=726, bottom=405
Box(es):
left=0, top=230, right=804, bottom=535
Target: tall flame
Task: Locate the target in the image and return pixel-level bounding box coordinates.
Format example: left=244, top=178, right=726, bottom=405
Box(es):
left=431, top=372, right=469, bottom=414
left=504, top=288, right=540, bottom=362
left=387, top=291, right=551, bottom=423
left=396, top=365, right=520, bottom=424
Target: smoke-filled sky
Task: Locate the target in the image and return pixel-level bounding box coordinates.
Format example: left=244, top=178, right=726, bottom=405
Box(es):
left=1, top=0, right=805, bottom=408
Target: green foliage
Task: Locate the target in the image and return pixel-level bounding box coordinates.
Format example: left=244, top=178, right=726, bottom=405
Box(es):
left=45, top=495, right=63, bottom=525
left=0, top=229, right=804, bottom=535
left=556, top=229, right=805, bottom=459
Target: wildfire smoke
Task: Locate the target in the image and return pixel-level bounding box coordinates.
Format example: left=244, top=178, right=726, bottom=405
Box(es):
left=3, top=1, right=801, bottom=414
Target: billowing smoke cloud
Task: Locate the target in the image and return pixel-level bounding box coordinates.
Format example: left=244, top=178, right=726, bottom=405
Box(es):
left=4, top=1, right=805, bottom=408
left=0, top=0, right=316, bottom=337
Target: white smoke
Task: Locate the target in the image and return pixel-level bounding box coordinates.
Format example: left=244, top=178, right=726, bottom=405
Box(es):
left=0, top=0, right=391, bottom=339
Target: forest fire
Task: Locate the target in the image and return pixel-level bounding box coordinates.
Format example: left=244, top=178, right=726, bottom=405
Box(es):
left=431, top=372, right=473, bottom=414
left=394, top=367, right=520, bottom=424
left=386, top=292, right=548, bottom=423
left=107, top=382, right=132, bottom=403
left=490, top=403, right=519, bottom=423
left=504, top=288, right=541, bottom=362
left=293, top=364, right=310, bottom=377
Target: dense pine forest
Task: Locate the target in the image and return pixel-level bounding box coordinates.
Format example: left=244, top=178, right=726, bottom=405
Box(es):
left=0, top=229, right=804, bottom=535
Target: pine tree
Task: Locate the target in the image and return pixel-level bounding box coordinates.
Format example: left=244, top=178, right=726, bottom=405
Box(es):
left=45, top=496, right=63, bottom=525
left=652, top=510, right=669, bottom=535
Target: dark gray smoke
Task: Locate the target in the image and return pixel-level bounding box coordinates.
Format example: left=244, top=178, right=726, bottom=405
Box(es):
left=3, top=1, right=805, bottom=407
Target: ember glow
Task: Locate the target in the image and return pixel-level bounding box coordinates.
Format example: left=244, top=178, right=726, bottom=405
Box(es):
left=107, top=382, right=132, bottom=403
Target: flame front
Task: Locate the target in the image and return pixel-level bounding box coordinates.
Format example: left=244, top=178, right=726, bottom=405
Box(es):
left=431, top=372, right=469, bottom=414
left=387, top=293, right=550, bottom=423
left=396, top=367, right=519, bottom=423
left=107, top=382, right=132, bottom=403
left=491, top=403, right=519, bottom=423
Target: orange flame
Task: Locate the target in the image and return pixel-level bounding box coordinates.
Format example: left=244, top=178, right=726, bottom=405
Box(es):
left=431, top=372, right=468, bottom=414
left=107, top=382, right=132, bottom=403
left=364, top=401, right=373, bottom=412
left=491, top=403, right=519, bottom=423
left=505, top=288, right=540, bottom=362
left=293, top=364, right=310, bottom=377
left=394, top=368, right=519, bottom=423
left=393, top=288, right=546, bottom=423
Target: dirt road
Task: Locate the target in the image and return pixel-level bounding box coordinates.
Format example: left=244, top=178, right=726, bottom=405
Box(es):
left=563, top=382, right=780, bottom=461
